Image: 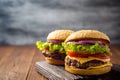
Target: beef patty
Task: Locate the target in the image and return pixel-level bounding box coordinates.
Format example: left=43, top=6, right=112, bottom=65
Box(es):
left=65, top=57, right=106, bottom=69
left=42, top=50, right=66, bottom=60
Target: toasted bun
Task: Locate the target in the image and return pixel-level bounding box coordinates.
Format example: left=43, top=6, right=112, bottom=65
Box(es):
left=65, top=30, right=110, bottom=43
left=65, top=64, right=111, bottom=75
left=45, top=57, right=64, bottom=65
left=47, top=30, right=74, bottom=40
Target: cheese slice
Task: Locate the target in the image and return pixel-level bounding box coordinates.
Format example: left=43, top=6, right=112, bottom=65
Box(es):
left=87, top=61, right=112, bottom=69
left=67, top=56, right=110, bottom=64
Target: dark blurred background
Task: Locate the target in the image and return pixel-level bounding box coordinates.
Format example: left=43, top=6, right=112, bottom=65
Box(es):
left=0, top=0, right=120, bottom=45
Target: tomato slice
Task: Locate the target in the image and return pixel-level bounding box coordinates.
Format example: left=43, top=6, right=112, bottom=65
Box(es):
left=68, top=52, right=109, bottom=59
left=68, top=52, right=91, bottom=57
left=45, top=47, right=49, bottom=51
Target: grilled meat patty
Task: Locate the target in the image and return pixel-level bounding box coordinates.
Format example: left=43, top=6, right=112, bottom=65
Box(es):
left=42, top=50, right=66, bottom=60
left=65, top=57, right=106, bottom=69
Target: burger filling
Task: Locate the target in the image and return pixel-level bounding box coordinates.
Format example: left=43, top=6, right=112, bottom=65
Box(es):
left=65, top=57, right=106, bottom=69
left=64, top=40, right=112, bottom=69
left=36, top=40, right=66, bottom=60
left=42, top=50, right=66, bottom=60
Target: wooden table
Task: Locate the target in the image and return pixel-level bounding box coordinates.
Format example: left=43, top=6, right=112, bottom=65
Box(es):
left=0, top=45, right=120, bottom=80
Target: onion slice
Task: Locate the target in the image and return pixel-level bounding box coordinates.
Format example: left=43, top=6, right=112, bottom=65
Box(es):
left=47, top=39, right=63, bottom=43
left=67, top=40, right=105, bottom=45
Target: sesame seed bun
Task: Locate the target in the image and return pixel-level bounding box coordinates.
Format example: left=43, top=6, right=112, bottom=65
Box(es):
left=65, top=30, right=110, bottom=43
left=47, top=30, right=74, bottom=40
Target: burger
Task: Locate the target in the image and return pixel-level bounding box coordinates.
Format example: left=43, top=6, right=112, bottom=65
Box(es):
left=64, top=30, right=112, bottom=75
left=36, top=30, right=74, bottom=65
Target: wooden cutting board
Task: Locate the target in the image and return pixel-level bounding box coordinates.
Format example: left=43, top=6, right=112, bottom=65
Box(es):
left=35, top=61, right=120, bottom=80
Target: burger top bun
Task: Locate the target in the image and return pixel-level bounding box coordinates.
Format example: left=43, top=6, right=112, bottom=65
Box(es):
left=47, top=30, right=74, bottom=40
left=65, top=30, right=110, bottom=43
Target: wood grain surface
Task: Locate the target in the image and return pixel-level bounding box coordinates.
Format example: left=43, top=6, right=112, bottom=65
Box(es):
left=0, top=45, right=120, bottom=80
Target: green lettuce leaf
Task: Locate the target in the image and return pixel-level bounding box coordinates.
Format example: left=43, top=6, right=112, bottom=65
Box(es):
left=36, top=41, right=65, bottom=53
left=63, top=43, right=109, bottom=54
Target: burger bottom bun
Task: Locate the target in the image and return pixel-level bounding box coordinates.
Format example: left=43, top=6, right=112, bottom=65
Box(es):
left=45, top=57, right=64, bottom=65
left=65, top=64, right=111, bottom=75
